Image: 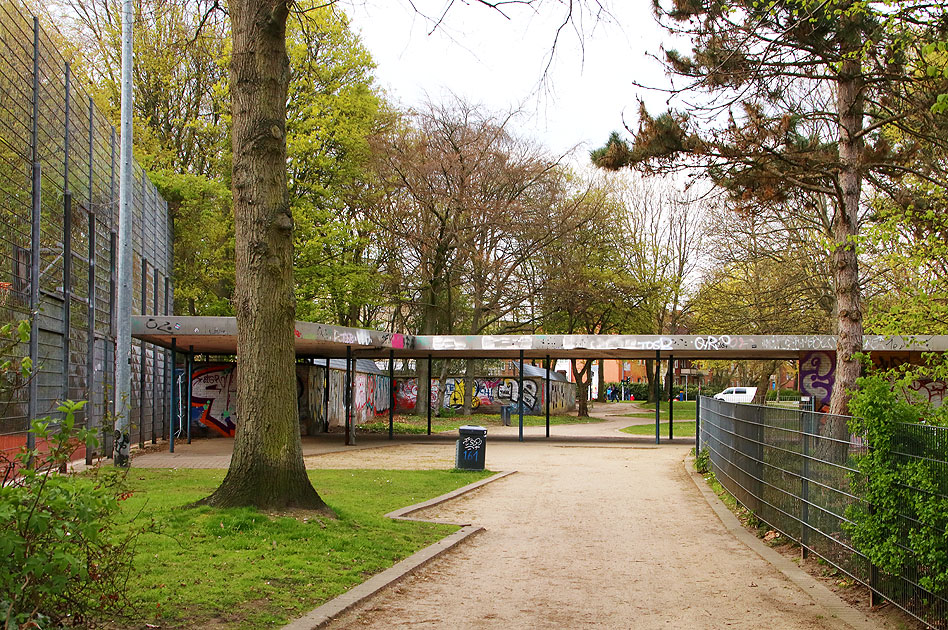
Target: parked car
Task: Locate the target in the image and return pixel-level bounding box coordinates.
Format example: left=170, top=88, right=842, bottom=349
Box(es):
left=713, top=386, right=758, bottom=403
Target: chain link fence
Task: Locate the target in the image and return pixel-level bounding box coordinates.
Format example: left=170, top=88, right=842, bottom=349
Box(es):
left=0, top=0, right=173, bottom=462
left=698, top=396, right=948, bottom=629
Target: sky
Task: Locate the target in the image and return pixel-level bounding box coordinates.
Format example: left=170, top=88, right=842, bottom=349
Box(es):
left=346, top=1, right=677, bottom=162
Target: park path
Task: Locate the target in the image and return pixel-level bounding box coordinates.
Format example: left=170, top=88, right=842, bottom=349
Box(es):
left=132, top=403, right=889, bottom=629
left=318, top=438, right=847, bottom=629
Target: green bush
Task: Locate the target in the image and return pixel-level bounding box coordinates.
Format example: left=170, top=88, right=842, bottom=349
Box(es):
left=0, top=401, right=140, bottom=628
left=846, top=374, right=948, bottom=597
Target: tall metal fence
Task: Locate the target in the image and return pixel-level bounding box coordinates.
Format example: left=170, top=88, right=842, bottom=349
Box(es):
left=698, top=396, right=948, bottom=629
left=0, top=0, right=173, bottom=460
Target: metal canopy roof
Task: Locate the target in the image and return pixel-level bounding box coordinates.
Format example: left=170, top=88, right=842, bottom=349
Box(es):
left=132, top=316, right=948, bottom=360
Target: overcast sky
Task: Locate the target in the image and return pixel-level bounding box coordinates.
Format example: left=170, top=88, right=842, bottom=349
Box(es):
left=346, top=1, right=676, bottom=162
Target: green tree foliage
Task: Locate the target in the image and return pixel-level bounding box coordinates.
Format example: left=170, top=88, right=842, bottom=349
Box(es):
left=539, top=184, right=653, bottom=413
left=847, top=371, right=948, bottom=596
left=864, top=184, right=948, bottom=335
left=56, top=0, right=231, bottom=177
left=57, top=2, right=389, bottom=322
left=592, top=0, right=948, bottom=416
left=151, top=170, right=234, bottom=315
left=286, top=7, right=389, bottom=326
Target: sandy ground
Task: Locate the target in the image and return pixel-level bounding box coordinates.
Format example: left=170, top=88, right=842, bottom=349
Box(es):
left=133, top=403, right=892, bottom=629
left=319, top=439, right=839, bottom=629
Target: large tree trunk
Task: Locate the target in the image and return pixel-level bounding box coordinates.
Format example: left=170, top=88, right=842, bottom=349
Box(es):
left=200, top=0, right=327, bottom=511
left=829, top=60, right=865, bottom=420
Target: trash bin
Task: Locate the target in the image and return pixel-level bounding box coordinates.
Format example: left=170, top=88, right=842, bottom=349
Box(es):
left=500, top=405, right=511, bottom=426
left=456, top=425, right=487, bottom=470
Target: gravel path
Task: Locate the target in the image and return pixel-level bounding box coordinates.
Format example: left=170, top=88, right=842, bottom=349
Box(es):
left=135, top=403, right=890, bottom=629
left=316, top=416, right=847, bottom=629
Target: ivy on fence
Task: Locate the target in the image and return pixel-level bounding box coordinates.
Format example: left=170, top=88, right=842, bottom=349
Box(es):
left=847, top=374, right=948, bottom=597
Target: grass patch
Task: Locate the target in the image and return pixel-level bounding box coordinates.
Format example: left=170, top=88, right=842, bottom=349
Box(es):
left=621, top=421, right=696, bottom=437
left=114, top=468, right=491, bottom=629
left=358, top=413, right=603, bottom=435
left=623, top=400, right=696, bottom=421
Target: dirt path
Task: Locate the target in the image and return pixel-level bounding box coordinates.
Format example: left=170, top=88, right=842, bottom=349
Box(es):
left=319, top=439, right=849, bottom=629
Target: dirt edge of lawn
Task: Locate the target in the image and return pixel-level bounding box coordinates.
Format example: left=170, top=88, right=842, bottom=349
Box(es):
left=281, top=470, right=517, bottom=630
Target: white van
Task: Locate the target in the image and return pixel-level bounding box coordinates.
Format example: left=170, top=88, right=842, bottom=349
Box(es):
left=713, top=386, right=758, bottom=403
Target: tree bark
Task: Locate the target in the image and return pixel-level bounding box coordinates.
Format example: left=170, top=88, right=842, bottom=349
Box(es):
left=597, top=358, right=606, bottom=402
left=645, top=358, right=655, bottom=403
left=572, top=359, right=591, bottom=417
left=829, top=58, right=865, bottom=420
left=462, top=358, right=475, bottom=416
left=200, top=0, right=328, bottom=511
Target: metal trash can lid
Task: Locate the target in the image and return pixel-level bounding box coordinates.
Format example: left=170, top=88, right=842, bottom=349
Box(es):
left=458, top=425, right=487, bottom=435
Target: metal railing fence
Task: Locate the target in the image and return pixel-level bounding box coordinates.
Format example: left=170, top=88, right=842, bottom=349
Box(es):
left=698, top=396, right=948, bottom=629
left=0, top=0, right=173, bottom=461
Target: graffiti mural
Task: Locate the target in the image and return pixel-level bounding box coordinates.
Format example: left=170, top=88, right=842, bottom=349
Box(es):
left=190, top=364, right=238, bottom=437
left=392, top=376, right=570, bottom=414
left=395, top=378, right=419, bottom=410
left=800, top=351, right=835, bottom=408
left=905, top=379, right=946, bottom=407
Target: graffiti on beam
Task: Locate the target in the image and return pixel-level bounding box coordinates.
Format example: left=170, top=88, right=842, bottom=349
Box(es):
left=145, top=318, right=181, bottom=334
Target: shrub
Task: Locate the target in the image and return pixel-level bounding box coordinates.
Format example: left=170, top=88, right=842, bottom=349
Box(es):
left=846, top=374, right=948, bottom=597
left=693, top=448, right=712, bottom=474
left=0, top=401, right=139, bottom=628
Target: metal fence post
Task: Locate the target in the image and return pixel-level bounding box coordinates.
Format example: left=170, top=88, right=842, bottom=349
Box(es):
left=27, top=16, right=41, bottom=464
left=801, top=409, right=810, bottom=560
left=388, top=349, right=394, bottom=440
left=186, top=346, right=193, bottom=444
left=63, top=62, right=73, bottom=409
left=323, top=359, right=330, bottom=432
left=518, top=349, right=525, bottom=442
left=668, top=355, right=674, bottom=440
left=654, top=350, right=661, bottom=445
left=695, top=395, right=701, bottom=453
left=345, top=345, right=353, bottom=446
left=426, top=354, right=432, bottom=435
left=139, top=257, right=147, bottom=448
left=152, top=268, right=158, bottom=443
left=86, top=96, right=96, bottom=465
left=169, top=337, right=176, bottom=453
left=545, top=354, right=551, bottom=438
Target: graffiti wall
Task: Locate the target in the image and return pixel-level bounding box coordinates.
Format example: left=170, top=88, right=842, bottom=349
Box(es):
left=800, top=351, right=946, bottom=410
left=190, top=364, right=238, bottom=437
left=393, top=377, right=575, bottom=414
left=187, top=362, right=392, bottom=436
left=800, top=351, right=835, bottom=409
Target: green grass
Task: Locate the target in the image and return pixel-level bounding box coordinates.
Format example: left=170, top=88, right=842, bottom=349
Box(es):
left=115, top=468, right=491, bottom=629
left=621, top=420, right=696, bottom=437
left=358, top=413, right=604, bottom=435
left=623, top=400, right=697, bottom=421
